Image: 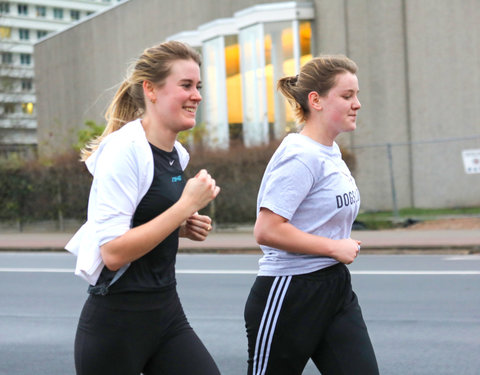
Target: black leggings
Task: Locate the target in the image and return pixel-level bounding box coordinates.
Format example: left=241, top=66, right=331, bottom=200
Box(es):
left=244, top=263, right=379, bottom=375
left=74, top=288, right=220, bottom=375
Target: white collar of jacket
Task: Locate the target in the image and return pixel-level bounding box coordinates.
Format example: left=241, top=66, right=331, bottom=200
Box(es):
left=65, top=119, right=190, bottom=285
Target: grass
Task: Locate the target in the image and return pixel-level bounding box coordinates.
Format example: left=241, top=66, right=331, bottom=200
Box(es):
left=355, top=207, right=480, bottom=230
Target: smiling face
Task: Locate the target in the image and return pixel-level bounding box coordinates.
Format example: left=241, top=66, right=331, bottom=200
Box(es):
left=319, top=71, right=361, bottom=136
left=151, top=58, right=202, bottom=133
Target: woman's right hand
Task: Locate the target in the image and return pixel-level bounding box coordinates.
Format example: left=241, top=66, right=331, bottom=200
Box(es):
left=180, top=169, right=220, bottom=213
left=331, top=238, right=361, bottom=264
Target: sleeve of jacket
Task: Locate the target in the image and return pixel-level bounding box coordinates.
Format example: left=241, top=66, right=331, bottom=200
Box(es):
left=93, top=137, right=142, bottom=246
left=65, top=120, right=155, bottom=285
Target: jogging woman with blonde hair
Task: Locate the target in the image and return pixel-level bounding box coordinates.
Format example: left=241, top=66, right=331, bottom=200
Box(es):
left=244, top=55, right=379, bottom=375
left=67, top=41, right=221, bottom=375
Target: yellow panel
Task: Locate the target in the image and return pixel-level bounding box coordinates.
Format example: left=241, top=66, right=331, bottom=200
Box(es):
left=265, top=63, right=274, bottom=123
left=226, top=73, right=243, bottom=123
left=225, top=42, right=243, bottom=124
left=225, top=44, right=240, bottom=77
left=0, top=26, right=11, bottom=39
left=300, top=22, right=311, bottom=56
left=22, top=102, right=34, bottom=115
left=281, top=28, right=293, bottom=57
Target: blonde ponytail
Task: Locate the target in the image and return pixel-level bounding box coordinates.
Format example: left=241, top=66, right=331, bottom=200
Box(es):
left=80, top=40, right=201, bottom=161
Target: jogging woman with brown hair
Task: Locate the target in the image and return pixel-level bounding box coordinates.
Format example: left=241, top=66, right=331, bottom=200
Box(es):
left=244, top=55, right=379, bottom=375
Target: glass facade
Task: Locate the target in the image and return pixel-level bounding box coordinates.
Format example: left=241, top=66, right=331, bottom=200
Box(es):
left=202, top=36, right=229, bottom=149
left=201, top=33, right=245, bottom=149
left=239, top=20, right=312, bottom=146
left=168, top=2, right=313, bottom=149
left=265, top=21, right=312, bottom=138
left=225, top=35, right=243, bottom=145
left=239, top=23, right=268, bottom=147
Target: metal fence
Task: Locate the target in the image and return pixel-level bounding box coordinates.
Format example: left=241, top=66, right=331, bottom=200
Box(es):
left=350, top=134, right=480, bottom=215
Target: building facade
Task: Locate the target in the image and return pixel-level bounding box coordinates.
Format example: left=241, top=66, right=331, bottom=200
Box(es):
left=34, top=0, right=480, bottom=211
left=0, top=0, right=123, bottom=156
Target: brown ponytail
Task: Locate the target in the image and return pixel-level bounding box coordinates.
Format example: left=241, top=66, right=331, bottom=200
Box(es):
left=277, top=55, right=358, bottom=124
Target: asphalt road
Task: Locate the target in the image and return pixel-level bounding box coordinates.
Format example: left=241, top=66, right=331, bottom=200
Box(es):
left=1, top=253, right=480, bottom=375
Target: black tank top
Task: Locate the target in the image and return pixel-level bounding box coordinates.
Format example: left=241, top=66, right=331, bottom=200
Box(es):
left=90, top=143, right=186, bottom=294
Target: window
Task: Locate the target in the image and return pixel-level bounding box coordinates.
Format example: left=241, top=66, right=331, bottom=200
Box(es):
left=19, top=28, right=30, bottom=40
left=224, top=36, right=243, bottom=145
left=0, top=2, right=9, bottom=14
left=202, top=36, right=230, bottom=149
left=1, top=52, right=13, bottom=64
left=21, top=79, right=33, bottom=91
left=17, top=4, right=28, bottom=15
left=22, top=102, right=34, bottom=115
left=20, top=53, right=31, bottom=65
left=197, top=19, right=240, bottom=149
left=36, top=6, right=46, bottom=17
left=1, top=77, right=14, bottom=91
left=70, top=10, right=80, bottom=20
left=235, top=3, right=314, bottom=145
left=239, top=23, right=268, bottom=147
left=4, top=103, right=15, bottom=114
left=53, top=8, right=63, bottom=19
left=263, top=21, right=312, bottom=137
left=0, top=26, right=11, bottom=39
left=37, top=30, right=48, bottom=39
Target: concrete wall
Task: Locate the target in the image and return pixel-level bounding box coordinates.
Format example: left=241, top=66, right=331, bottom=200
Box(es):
left=404, top=0, right=480, bottom=208
left=341, top=0, right=414, bottom=210
left=35, top=0, right=480, bottom=210
left=35, top=0, right=281, bottom=153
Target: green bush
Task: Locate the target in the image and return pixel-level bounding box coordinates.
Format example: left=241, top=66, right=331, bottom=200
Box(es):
left=0, top=140, right=356, bottom=227
left=185, top=141, right=280, bottom=224
left=186, top=142, right=356, bottom=225
left=0, top=152, right=91, bottom=228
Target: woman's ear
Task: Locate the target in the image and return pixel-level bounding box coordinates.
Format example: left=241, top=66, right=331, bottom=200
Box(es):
left=143, top=80, right=156, bottom=104
left=308, top=91, right=322, bottom=111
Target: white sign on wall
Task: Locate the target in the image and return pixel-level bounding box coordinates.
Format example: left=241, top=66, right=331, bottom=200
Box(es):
left=462, top=149, right=480, bottom=174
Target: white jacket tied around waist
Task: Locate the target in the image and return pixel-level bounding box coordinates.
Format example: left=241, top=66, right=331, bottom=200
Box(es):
left=65, top=119, right=190, bottom=285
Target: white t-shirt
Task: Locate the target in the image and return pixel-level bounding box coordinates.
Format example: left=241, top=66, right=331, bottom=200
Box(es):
left=257, top=133, right=360, bottom=276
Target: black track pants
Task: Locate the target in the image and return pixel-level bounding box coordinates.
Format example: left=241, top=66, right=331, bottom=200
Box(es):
left=74, top=289, right=220, bottom=375
left=244, top=263, right=379, bottom=375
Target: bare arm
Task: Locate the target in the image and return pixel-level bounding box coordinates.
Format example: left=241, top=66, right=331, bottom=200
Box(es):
left=254, top=207, right=360, bottom=264
left=100, top=170, right=219, bottom=271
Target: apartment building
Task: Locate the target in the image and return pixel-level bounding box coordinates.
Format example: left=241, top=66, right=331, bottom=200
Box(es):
left=0, top=0, right=123, bottom=156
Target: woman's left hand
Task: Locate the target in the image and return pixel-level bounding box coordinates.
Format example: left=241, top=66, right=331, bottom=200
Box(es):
left=179, top=214, right=213, bottom=241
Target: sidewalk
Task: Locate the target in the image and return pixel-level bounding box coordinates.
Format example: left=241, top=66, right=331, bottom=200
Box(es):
left=0, top=227, right=479, bottom=253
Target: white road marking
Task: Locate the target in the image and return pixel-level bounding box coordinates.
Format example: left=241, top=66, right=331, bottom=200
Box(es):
left=0, top=268, right=72, bottom=273
left=444, top=256, right=480, bottom=261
